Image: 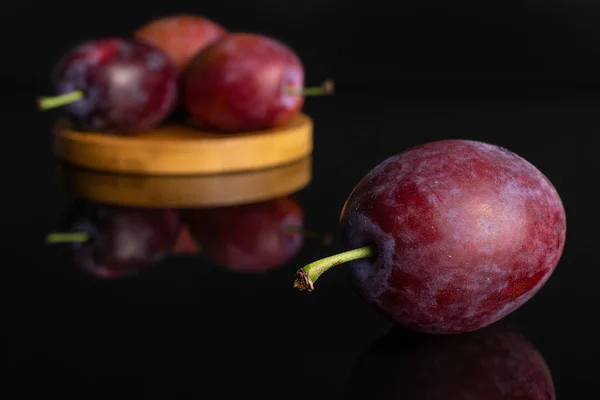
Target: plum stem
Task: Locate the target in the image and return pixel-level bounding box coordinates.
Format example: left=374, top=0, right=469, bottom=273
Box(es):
left=293, top=244, right=378, bottom=291
left=284, top=225, right=333, bottom=245
left=46, top=232, right=90, bottom=243
left=288, top=79, right=335, bottom=96
left=37, top=90, right=85, bottom=110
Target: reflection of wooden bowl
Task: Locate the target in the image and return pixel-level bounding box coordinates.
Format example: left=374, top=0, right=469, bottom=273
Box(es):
left=53, top=113, right=313, bottom=175
left=57, top=157, right=312, bottom=208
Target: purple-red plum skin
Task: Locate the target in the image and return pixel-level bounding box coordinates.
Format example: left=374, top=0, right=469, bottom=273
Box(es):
left=134, top=15, right=227, bottom=71
left=53, top=38, right=178, bottom=134
left=339, top=139, right=566, bottom=334
left=182, top=33, right=304, bottom=133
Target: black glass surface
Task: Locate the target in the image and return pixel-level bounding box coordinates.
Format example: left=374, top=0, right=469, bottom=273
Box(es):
left=9, top=2, right=600, bottom=396
left=4, top=83, right=594, bottom=398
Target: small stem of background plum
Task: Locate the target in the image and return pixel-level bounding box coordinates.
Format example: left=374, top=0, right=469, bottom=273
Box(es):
left=284, top=225, right=333, bottom=245
left=37, top=90, right=85, bottom=110
left=293, top=244, right=378, bottom=291
left=46, top=232, right=89, bottom=243
left=289, top=79, right=334, bottom=96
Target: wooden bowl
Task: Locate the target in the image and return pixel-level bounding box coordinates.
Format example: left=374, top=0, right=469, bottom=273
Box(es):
left=53, top=114, right=313, bottom=175
left=57, top=157, right=312, bottom=208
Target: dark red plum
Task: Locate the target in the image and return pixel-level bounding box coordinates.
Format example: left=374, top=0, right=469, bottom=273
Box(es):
left=183, top=33, right=333, bottom=132
left=134, top=15, right=227, bottom=71
left=294, top=139, right=566, bottom=334
left=38, top=38, right=178, bottom=134
left=48, top=201, right=180, bottom=278
left=345, top=323, right=555, bottom=399
left=181, top=197, right=309, bottom=273
left=171, top=225, right=201, bottom=254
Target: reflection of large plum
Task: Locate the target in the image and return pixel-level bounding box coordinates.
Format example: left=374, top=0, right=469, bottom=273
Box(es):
left=345, top=323, right=555, bottom=400
left=182, top=197, right=304, bottom=273
left=66, top=200, right=180, bottom=278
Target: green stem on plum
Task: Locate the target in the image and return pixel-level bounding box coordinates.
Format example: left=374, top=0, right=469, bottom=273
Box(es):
left=37, top=90, right=85, bottom=110
left=288, top=79, right=335, bottom=96
left=293, top=244, right=378, bottom=291
left=284, top=225, right=334, bottom=245
left=46, top=232, right=90, bottom=243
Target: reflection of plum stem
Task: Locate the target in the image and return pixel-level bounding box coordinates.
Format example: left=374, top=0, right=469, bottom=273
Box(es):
left=293, top=245, right=378, bottom=291
left=46, top=232, right=90, bottom=243
left=37, top=90, right=85, bottom=110
left=284, top=225, right=333, bottom=245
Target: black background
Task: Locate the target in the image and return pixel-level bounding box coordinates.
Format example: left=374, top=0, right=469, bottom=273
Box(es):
left=3, top=1, right=598, bottom=398
left=12, top=0, right=600, bottom=87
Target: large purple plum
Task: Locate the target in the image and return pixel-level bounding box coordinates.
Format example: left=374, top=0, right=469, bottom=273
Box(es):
left=294, top=139, right=566, bottom=334
left=345, top=323, right=555, bottom=399
left=38, top=38, right=178, bottom=134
